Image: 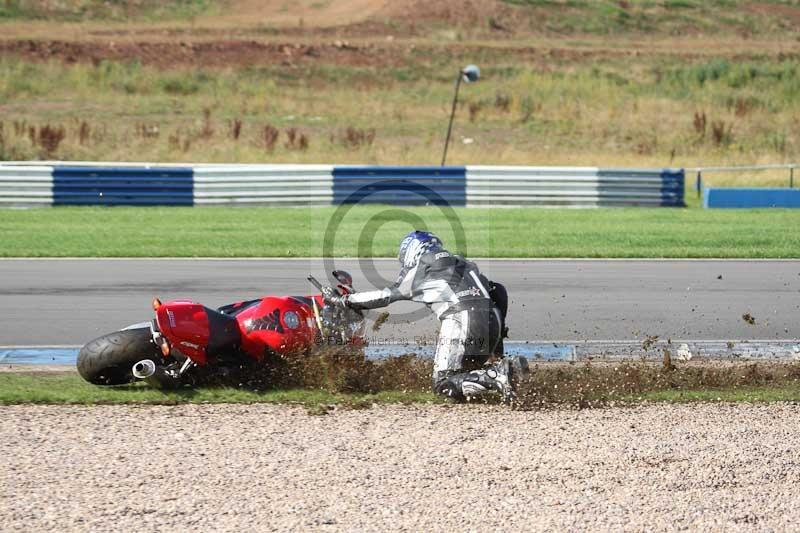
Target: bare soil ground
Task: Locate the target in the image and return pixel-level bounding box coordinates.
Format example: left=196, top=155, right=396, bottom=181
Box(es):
left=2, top=0, right=799, bottom=69
left=0, top=38, right=405, bottom=68
left=216, top=0, right=389, bottom=29
left=2, top=402, right=800, bottom=531
left=2, top=37, right=797, bottom=76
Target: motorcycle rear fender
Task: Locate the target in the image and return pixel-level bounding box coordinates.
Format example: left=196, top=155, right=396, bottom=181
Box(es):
left=155, top=301, right=242, bottom=365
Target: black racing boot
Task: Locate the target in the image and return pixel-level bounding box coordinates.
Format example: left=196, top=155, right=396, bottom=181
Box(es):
left=494, top=355, right=530, bottom=403
left=434, top=356, right=530, bottom=403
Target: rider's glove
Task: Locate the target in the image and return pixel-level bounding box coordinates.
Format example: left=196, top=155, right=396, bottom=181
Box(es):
left=327, top=294, right=349, bottom=308
left=322, top=287, right=349, bottom=308
left=321, top=285, right=336, bottom=300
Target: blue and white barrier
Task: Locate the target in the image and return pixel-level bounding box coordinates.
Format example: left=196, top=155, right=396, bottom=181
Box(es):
left=704, top=187, right=800, bottom=208
left=0, top=163, right=685, bottom=207
left=0, top=165, right=54, bottom=206
left=334, top=166, right=467, bottom=206
left=467, top=166, right=683, bottom=207
left=53, top=166, right=193, bottom=206
left=194, top=165, right=334, bottom=205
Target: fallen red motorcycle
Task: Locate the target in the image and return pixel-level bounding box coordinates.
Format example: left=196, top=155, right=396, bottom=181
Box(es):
left=76, top=272, right=366, bottom=388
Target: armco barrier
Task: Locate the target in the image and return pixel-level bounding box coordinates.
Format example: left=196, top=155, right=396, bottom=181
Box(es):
left=52, top=166, right=193, bottom=206
left=333, top=166, right=466, bottom=206
left=194, top=165, right=333, bottom=206
left=0, top=165, right=54, bottom=207
left=0, top=163, right=685, bottom=207
left=704, top=187, right=800, bottom=208
left=467, top=167, right=684, bottom=207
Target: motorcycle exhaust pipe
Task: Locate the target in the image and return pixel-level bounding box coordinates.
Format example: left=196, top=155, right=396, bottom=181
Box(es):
left=132, top=359, right=156, bottom=379
left=132, top=359, right=181, bottom=389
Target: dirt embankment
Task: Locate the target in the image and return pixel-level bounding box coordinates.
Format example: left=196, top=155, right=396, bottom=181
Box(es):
left=0, top=39, right=403, bottom=69
left=6, top=38, right=797, bottom=73
left=2, top=0, right=799, bottom=70
left=3, top=402, right=800, bottom=530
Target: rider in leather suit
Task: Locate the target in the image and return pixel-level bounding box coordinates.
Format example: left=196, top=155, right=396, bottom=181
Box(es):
left=328, top=230, right=528, bottom=402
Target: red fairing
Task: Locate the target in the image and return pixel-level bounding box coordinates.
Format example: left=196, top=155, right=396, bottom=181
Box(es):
left=155, top=301, right=211, bottom=365
left=154, top=292, right=360, bottom=368
left=76, top=271, right=368, bottom=390
left=235, top=296, right=318, bottom=360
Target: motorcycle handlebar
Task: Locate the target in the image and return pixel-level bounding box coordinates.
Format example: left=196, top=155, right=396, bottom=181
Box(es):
left=307, top=275, right=324, bottom=291
left=307, top=275, right=340, bottom=297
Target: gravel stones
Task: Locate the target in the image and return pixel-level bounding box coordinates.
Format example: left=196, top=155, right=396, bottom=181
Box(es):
left=2, top=403, right=800, bottom=531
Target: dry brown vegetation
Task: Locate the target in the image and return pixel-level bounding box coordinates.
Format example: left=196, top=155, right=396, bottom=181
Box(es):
left=1, top=1, right=799, bottom=189
left=517, top=360, right=800, bottom=408
left=4, top=0, right=800, bottom=39
left=235, top=346, right=800, bottom=409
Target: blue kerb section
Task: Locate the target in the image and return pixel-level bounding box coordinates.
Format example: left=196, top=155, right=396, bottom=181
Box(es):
left=333, top=166, right=466, bottom=206
left=0, top=343, right=575, bottom=365
left=704, top=188, right=800, bottom=208
left=660, top=169, right=685, bottom=207
left=53, top=167, right=194, bottom=206
left=0, top=348, right=78, bottom=365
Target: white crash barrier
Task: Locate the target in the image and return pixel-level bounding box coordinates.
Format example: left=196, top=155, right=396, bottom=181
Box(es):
left=0, top=166, right=54, bottom=206
left=466, top=166, right=683, bottom=207
left=193, top=165, right=333, bottom=206
left=0, top=162, right=684, bottom=207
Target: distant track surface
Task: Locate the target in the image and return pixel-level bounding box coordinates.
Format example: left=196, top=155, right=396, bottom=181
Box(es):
left=0, top=259, right=798, bottom=346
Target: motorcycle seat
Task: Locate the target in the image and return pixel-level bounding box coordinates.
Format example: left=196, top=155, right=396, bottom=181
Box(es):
left=205, top=306, right=242, bottom=358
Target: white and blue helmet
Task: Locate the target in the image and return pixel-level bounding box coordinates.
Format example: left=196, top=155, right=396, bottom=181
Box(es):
left=398, top=230, right=443, bottom=268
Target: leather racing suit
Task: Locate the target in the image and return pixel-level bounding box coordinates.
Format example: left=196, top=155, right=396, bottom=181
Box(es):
left=344, top=249, right=507, bottom=400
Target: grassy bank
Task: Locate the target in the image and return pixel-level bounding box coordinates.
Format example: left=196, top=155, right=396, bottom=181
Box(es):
left=4, top=359, right=800, bottom=408
left=1, top=206, right=798, bottom=258
left=2, top=1, right=799, bottom=178
left=1, top=53, right=799, bottom=183
left=520, top=360, right=800, bottom=407
left=0, top=0, right=214, bottom=21
left=2, top=0, right=798, bottom=34
left=0, top=374, right=438, bottom=410
left=632, top=386, right=800, bottom=403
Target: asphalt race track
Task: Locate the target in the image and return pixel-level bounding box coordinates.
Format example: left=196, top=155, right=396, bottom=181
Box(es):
left=0, top=259, right=798, bottom=346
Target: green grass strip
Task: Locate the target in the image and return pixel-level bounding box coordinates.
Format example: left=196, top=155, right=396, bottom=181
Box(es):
left=1, top=206, right=799, bottom=258
left=3, top=374, right=800, bottom=407
left=626, top=385, right=800, bottom=403
left=0, top=374, right=439, bottom=407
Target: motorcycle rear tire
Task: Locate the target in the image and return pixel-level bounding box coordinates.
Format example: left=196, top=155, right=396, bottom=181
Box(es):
left=77, top=328, right=159, bottom=385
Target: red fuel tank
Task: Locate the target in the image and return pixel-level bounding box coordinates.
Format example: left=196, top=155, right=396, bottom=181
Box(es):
left=235, top=296, right=318, bottom=359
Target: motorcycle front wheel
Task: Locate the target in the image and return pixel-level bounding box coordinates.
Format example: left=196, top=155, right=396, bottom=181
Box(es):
left=77, top=328, right=159, bottom=385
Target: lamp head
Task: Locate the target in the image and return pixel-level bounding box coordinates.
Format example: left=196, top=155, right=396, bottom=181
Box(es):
left=461, top=64, right=480, bottom=83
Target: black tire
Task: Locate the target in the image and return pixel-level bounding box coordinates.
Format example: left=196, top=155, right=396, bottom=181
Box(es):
left=77, top=328, right=159, bottom=385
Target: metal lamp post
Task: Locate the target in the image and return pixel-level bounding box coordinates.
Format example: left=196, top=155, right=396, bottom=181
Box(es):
left=441, top=64, right=480, bottom=166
